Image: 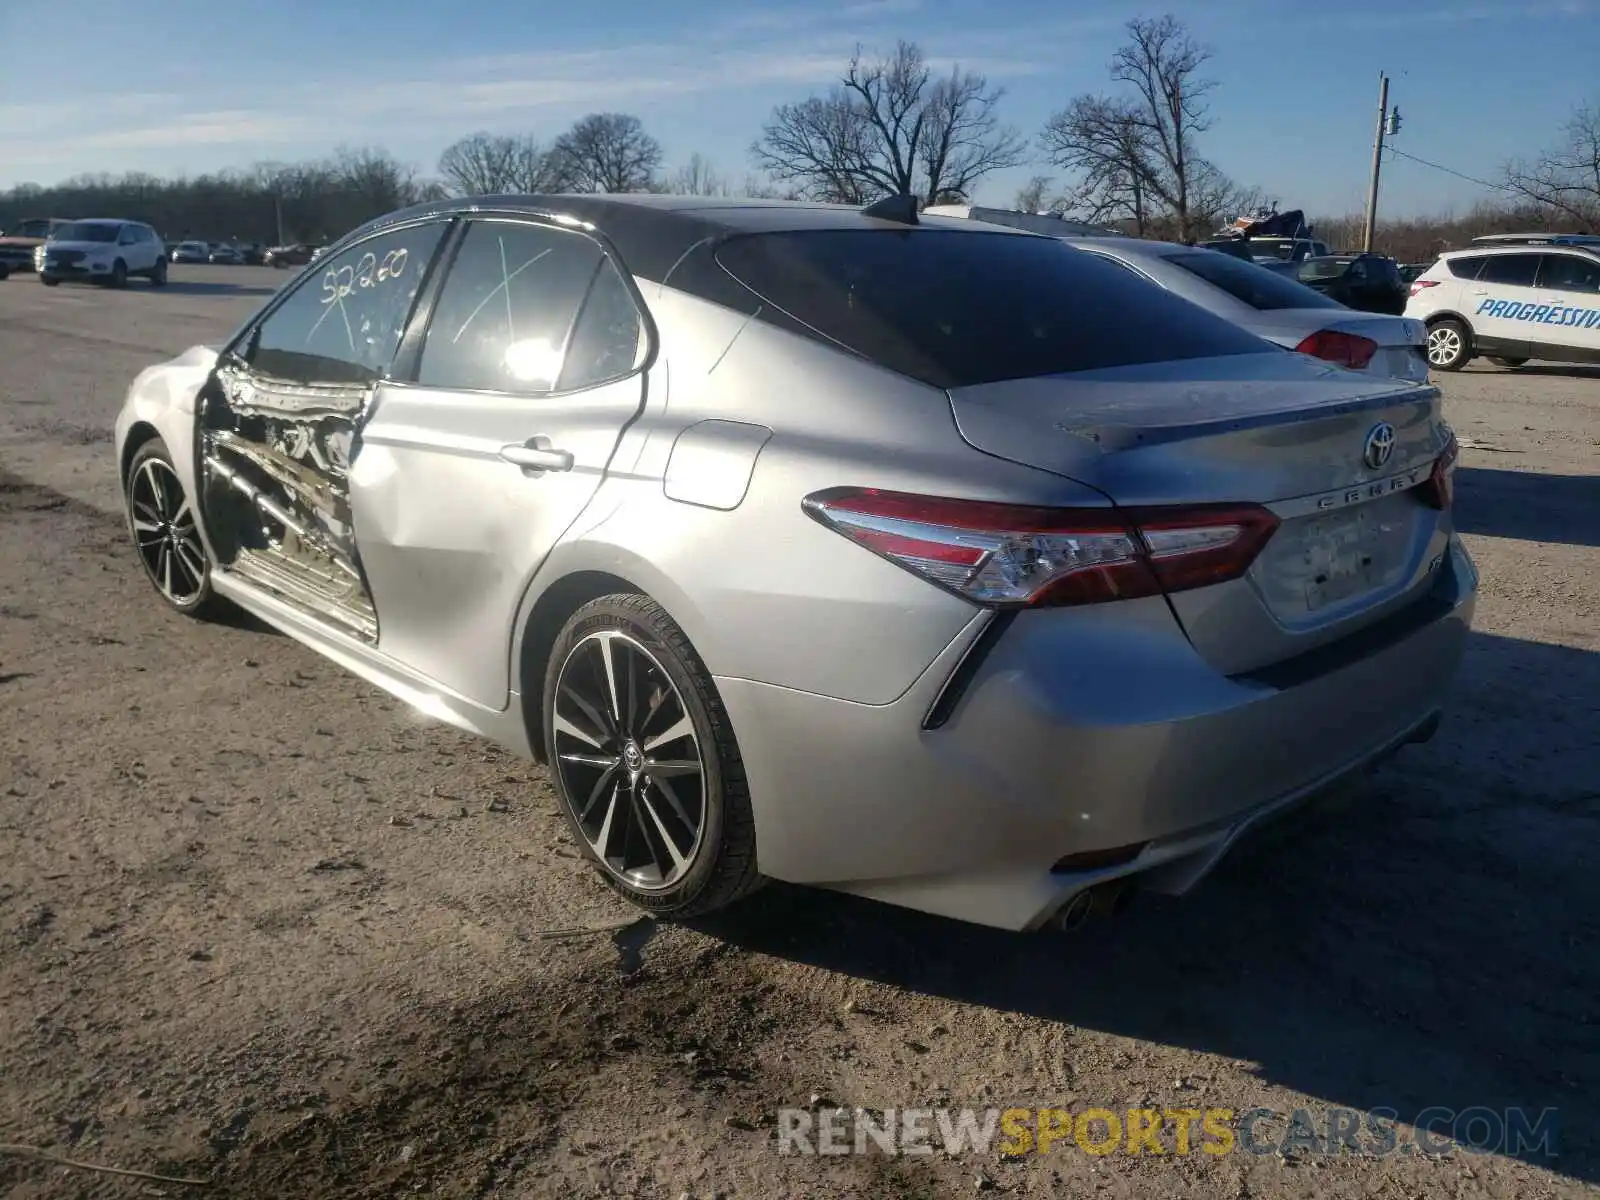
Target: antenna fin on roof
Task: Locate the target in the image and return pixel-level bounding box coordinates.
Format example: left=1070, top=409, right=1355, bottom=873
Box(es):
left=862, top=193, right=919, bottom=225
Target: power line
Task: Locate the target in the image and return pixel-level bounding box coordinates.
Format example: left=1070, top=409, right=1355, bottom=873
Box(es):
left=1384, top=144, right=1508, bottom=192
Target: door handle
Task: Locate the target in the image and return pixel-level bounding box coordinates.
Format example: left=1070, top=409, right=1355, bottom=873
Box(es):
left=499, top=437, right=574, bottom=474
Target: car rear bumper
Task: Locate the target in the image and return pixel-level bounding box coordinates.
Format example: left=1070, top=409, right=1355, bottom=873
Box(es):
left=718, top=534, right=1477, bottom=931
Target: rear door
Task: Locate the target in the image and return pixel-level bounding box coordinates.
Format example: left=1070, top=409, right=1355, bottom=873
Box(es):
left=1467, top=252, right=1542, bottom=355
left=349, top=215, right=652, bottom=708
left=1531, top=252, right=1600, bottom=361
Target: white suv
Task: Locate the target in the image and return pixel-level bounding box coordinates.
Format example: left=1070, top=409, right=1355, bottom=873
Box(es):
left=37, top=219, right=168, bottom=288
left=1406, top=244, right=1600, bottom=371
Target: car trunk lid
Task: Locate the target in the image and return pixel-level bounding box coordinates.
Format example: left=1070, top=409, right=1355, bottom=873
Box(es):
left=947, top=351, right=1454, bottom=674
left=1251, top=310, right=1430, bottom=381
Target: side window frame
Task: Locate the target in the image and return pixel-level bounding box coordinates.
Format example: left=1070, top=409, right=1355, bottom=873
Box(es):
left=391, top=212, right=658, bottom=398
left=1478, top=252, right=1541, bottom=288
left=222, top=215, right=458, bottom=379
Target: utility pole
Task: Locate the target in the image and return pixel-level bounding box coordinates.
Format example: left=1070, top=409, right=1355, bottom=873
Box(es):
left=273, top=192, right=286, bottom=246
left=1362, top=72, right=1390, bottom=253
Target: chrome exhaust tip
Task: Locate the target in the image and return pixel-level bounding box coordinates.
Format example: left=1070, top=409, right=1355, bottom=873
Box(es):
left=1053, top=891, right=1094, bottom=932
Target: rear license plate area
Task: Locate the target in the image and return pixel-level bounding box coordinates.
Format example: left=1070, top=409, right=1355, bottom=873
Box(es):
left=1302, top=509, right=1383, bottom=611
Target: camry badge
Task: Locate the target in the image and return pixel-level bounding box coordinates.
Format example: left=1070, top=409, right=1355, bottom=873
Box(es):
left=1363, top=422, right=1396, bottom=470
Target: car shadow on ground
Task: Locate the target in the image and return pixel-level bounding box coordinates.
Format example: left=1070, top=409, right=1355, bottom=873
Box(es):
left=1464, top=363, right=1600, bottom=380
left=157, top=281, right=280, bottom=298
left=1455, top=467, right=1600, bottom=547
left=694, top=628, right=1599, bottom=1184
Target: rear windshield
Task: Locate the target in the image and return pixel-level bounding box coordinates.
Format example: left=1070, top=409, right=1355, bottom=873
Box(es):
left=1163, top=251, right=1344, bottom=311
left=1298, top=258, right=1352, bottom=280
left=713, top=230, right=1269, bottom=389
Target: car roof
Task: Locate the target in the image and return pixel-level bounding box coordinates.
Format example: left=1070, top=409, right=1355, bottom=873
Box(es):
left=346, top=193, right=1042, bottom=283
left=1442, top=243, right=1600, bottom=259
left=1063, top=236, right=1190, bottom=259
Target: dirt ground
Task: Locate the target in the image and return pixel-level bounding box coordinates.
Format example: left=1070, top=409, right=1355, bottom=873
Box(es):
left=1, top=266, right=1596, bottom=1199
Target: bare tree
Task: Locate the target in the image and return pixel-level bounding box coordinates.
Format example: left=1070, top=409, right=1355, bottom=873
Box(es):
left=671, top=153, right=728, bottom=197
left=1111, top=15, right=1216, bottom=241
left=1501, top=102, right=1600, bottom=227
left=1038, top=15, right=1218, bottom=240
left=752, top=41, right=1025, bottom=207
left=739, top=173, right=807, bottom=200
left=437, top=132, right=560, bottom=196
left=1013, top=175, right=1055, bottom=213
left=1038, top=95, right=1158, bottom=232
left=550, top=113, right=664, bottom=194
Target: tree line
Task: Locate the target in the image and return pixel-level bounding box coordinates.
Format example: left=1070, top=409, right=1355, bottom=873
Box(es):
left=2, top=14, right=1595, bottom=255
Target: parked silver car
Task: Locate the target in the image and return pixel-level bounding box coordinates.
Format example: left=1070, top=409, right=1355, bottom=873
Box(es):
left=113, top=195, right=1476, bottom=932
left=1065, top=236, right=1432, bottom=383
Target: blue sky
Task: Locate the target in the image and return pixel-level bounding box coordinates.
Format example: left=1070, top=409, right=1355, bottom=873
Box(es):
left=1, top=0, right=1595, bottom=217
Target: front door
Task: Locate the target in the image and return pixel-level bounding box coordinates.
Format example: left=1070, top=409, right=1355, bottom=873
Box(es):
left=1531, top=251, right=1600, bottom=361
left=349, top=216, right=651, bottom=708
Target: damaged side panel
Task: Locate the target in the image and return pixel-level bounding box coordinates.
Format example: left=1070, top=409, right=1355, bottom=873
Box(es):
left=201, top=362, right=378, bottom=640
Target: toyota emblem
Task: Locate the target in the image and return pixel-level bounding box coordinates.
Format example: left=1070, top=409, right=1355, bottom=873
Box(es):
left=1363, top=422, right=1396, bottom=470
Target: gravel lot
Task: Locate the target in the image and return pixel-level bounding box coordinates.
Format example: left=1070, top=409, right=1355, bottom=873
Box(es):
left=1, top=265, right=1596, bottom=1199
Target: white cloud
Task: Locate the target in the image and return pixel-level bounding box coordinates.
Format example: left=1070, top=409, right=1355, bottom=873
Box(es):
left=0, top=12, right=1078, bottom=184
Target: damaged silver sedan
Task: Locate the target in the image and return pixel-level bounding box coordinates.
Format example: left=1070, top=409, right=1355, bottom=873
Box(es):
left=114, top=195, right=1474, bottom=932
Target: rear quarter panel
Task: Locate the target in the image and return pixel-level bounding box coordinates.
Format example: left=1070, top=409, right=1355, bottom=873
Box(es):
left=523, top=287, right=1112, bottom=705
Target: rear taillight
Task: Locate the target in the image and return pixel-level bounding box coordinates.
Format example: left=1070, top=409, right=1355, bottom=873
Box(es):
left=1410, top=279, right=1440, bottom=297
left=1294, top=330, right=1379, bottom=370
left=802, top=488, right=1279, bottom=608
left=1418, top=432, right=1459, bottom=509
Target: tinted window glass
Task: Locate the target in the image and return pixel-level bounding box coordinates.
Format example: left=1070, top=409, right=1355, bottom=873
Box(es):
left=251, top=222, right=446, bottom=385
left=1298, top=259, right=1351, bottom=281
left=1537, top=253, right=1600, bottom=295
left=1447, top=256, right=1485, bottom=280
left=1476, top=254, right=1540, bottom=287
left=557, top=258, right=646, bottom=391
left=419, top=220, right=602, bottom=394
left=713, top=231, right=1268, bottom=389
left=55, top=222, right=119, bottom=243
left=1163, top=251, right=1343, bottom=311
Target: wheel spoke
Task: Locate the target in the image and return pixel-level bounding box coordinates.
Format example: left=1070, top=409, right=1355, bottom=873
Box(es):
left=637, top=786, right=689, bottom=873
left=591, top=781, right=622, bottom=855
left=645, top=758, right=700, bottom=778
left=647, top=772, right=697, bottom=833
left=563, top=681, right=611, bottom=748
left=578, top=764, right=622, bottom=823
left=145, top=463, right=169, bottom=515
left=160, top=542, right=174, bottom=597
left=643, top=714, right=694, bottom=754
left=547, top=700, right=601, bottom=748
left=560, top=752, right=620, bottom=769
left=598, top=633, right=624, bottom=725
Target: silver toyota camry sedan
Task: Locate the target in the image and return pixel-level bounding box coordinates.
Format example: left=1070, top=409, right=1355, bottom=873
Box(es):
left=114, top=194, right=1477, bottom=932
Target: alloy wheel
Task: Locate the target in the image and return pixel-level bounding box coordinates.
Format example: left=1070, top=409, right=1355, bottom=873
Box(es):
left=130, top=457, right=207, bottom=605
left=1427, top=326, right=1462, bottom=366
left=552, top=629, right=706, bottom=890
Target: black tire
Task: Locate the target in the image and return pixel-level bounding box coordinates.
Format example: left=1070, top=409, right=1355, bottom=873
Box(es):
left=150, top=257, right=168, bottom=286
left=542, top=593, right=762, bottom=918
left=0, top=265, right=10, bottom=281
left=1487, top=356, right=1527, bottom=369
left=109, top=259, right=128, bottom=288
left=125, top=438, right=227, bottom=619
left=40, top=274, right=59, bottom=287
left=1425, top=318, right=1471, bottom=371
